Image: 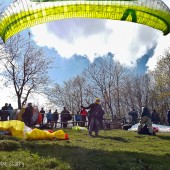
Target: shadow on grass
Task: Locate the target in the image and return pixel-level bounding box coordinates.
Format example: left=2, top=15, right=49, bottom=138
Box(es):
left=157, top=135, right=170, bottom=140
left=21, top=139, right=170, bottom=170
left=1, top=132, right=170, bottom=170
left=97, top=135, right=129, bottom=143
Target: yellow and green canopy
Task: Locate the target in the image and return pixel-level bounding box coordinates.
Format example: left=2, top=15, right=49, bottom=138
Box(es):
left=0, top=0, right=170, bottom=42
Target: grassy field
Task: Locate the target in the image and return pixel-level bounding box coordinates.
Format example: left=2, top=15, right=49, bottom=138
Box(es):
left=0, top=129, right=170, bottom=170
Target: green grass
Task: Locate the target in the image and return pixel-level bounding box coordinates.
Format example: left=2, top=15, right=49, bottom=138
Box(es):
left=0, top=129, right=170, bottom=170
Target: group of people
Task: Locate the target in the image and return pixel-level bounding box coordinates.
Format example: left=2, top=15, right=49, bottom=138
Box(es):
left=0, top=99, right=105, bottom=137
left=130, top=107, right=170, bottom=135
left=128, top=107, right=170, bottom=125
left=1, top=100, right=170, bottom=137
left=0, top=103, right=14, bottom=121
left=40, top=100, right=105, bottom=134
left=126, top=107, right=170, bottom=135
left=38, top=98, right=105, bottom=136
left=37, top=106, right=71, bottom=128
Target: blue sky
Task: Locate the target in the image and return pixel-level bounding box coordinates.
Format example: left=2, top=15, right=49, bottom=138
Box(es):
left=46, top=47, right=90, bottom=84
left=1, top=0, right=170, bottom=108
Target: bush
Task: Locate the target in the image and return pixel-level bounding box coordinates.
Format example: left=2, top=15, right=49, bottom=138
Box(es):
left=0, top=135, right=20, bottom=141
left=0, top=140, right=21, bottom=151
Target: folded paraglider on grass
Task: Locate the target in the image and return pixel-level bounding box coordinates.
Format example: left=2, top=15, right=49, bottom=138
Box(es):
left=0, top=120, right=68, bottom=140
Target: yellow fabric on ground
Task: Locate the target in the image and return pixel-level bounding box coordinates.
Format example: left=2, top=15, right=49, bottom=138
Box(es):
left=0, top=120, right=25, bottom=138
left=0, top=120, right=67, bottom=140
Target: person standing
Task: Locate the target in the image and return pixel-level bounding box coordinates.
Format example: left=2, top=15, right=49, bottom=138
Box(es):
left=80, top=108, right=88, bottom=127
left=167, top=110, right=170, bottom=126
left=7, top=103, right=13, bottom=119
left=138, top=107, right=153, bottom=135
left=151, top=109, right=160, bottom=124
left=60, top=107, right=70, bottom=128
left=40, top=107, right=45, bottom=125
left=128, top=108, right=138, bottom=125
left=1, top=103, right=9, bottom=121
left=22, top=103, right=33, bottom=127
left=53, top=109, right=59, bottom=128
left=82, top=98, right=103, bottom=137
left=75, top=110, right=81, bottom=126
left=46, top=110, right=53, bottom=124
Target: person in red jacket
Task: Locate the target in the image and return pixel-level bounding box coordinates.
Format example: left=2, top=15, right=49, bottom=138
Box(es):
left=80, top=108, right=88, bottom=127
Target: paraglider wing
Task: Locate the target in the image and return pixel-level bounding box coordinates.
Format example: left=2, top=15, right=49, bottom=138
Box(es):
left=0, top=0, right=170, bottom=42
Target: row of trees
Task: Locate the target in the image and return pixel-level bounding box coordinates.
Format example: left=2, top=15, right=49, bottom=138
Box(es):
left=47, top=53, right=170, bottom=122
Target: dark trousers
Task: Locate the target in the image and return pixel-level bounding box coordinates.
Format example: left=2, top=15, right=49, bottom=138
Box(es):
left=41, top=114, right=44, bottom=125
left=1, top=112, right=8, bottom=121
left=81, top=115, right=86, bottom=127
left=23, top=117, right=32, bottom=127
left=98, top=118, right=103, bottom=129
left=61, top=119, right=68, bottom=128
left=89, top=118, right=99, bottom=135
left=168, top=120, right=170, bottom=126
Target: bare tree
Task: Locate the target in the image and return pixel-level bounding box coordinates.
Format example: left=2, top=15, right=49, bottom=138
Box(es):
left=45, top=49, right=170, bottom=125
left=83, top=55, right=127, bottom=118
left=47, top=75, right=87, bottom=113
left=0, top=34, right=53, bottom=109
left=150, top=48, right=170, bottom=118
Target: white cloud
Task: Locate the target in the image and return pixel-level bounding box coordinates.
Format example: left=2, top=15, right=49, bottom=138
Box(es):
left=27, top=0, right=169, bottom=68
left=146, top=34, right=170, bottom=71
left=31, top=19, right=162, bottom=66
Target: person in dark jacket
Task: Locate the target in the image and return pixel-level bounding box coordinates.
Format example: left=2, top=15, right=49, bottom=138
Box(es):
left=151, top=109, right=160, bottom=124
left=7, top=103, right=13, bottom=118
left=82, top=98, right=103, bottom=137
left=98, top=109, right=105, bottom=129
left=1, top=103, right=9, bottom=121
left=0, top=110, right=2, bottom=120
left=60, top=107, right=70, bottom=128
left=40, top=107, right=45, bottom=125
left=22, top=103, right=33, bottom=127
left=167, top=110, right=170, bottom=126
left=138, top=107, right=153, bottom=135
left=128, top=108, right=138, bottom=125
left=53, top=109, right=59, bottom=128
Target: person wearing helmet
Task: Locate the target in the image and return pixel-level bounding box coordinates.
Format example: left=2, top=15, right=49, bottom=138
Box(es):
left=138, top=107, right=154, bottom=135
left=82, top=98, right=104, bottom=137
